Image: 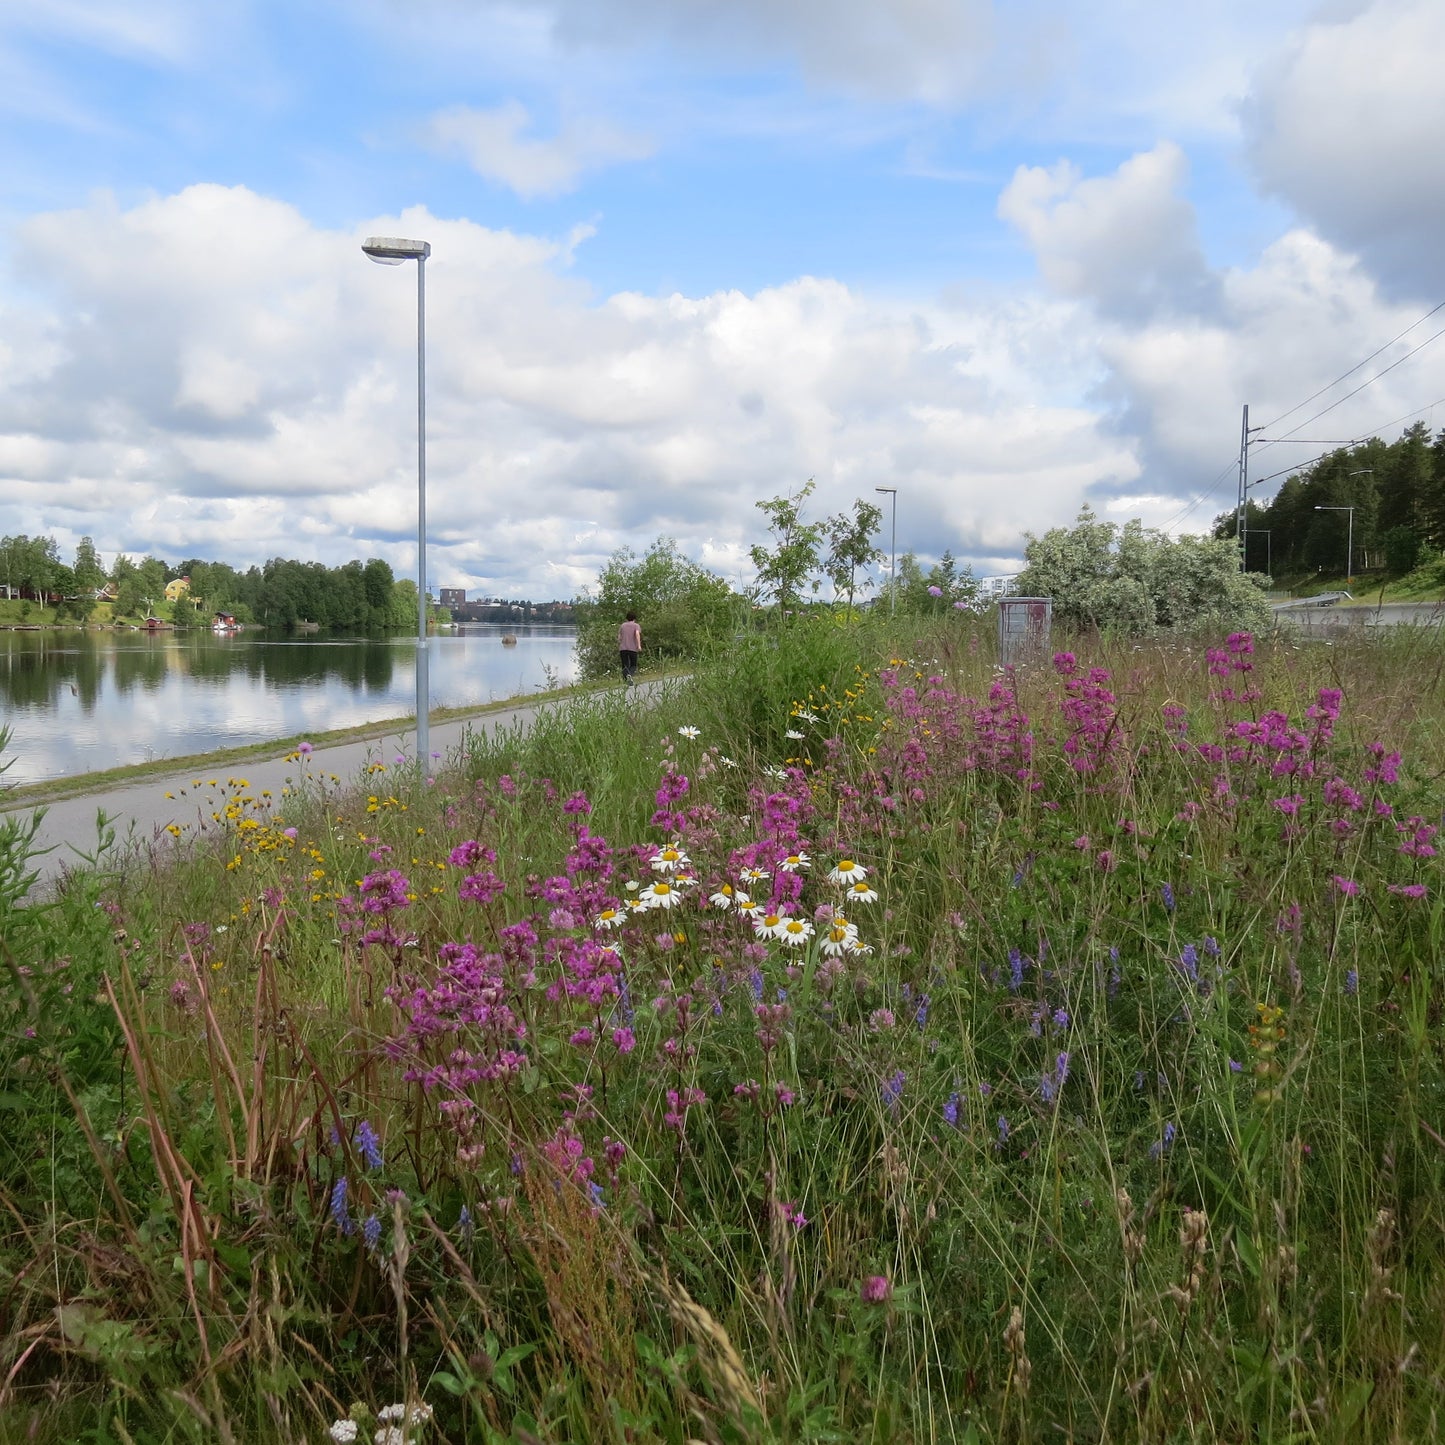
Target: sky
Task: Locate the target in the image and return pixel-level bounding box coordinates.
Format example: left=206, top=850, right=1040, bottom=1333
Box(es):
left=1, top=0, right=1443, bottom=600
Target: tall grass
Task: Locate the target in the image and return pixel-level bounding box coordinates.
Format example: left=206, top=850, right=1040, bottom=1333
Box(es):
left=2, top=618, right=1444, bottom=1442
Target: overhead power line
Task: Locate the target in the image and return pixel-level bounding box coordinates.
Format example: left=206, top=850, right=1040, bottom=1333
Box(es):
left=1257, top=298, right=1445, bottom=433
left=1264, top=320, right=1445, bottom=444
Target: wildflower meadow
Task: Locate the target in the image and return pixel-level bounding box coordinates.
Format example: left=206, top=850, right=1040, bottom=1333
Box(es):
left=2, top=617, right=1444, bottom=1443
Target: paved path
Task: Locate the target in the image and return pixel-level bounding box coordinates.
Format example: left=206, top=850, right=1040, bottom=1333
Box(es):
left=5, top=684, right=666, bottom=894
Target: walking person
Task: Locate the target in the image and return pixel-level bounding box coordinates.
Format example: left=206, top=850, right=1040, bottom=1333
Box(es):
left=617, top=611, right=642, bottom=686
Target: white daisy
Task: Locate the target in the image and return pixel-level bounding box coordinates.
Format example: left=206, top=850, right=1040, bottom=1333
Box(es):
left=778, top=917, right=815, bottom=947
left=795, top=710, right=820, bottom=723
left=640, top=881, right=683, bottom=910
left=594, top=907, right=625, bottom=930
left=678, top=725, right=701, bottom=739
left=709, top=883, right=738, bottom=910
left=820, top=922, right=857, bottom=957
left=828, top=858, right=869, bottom=885
left=754, top=911, right=787, bottom=939
left=720, top=755, right=739, bottom=769
left=740, top=865, right=771, bottom=885
left=764, top=765, right=789, bottom=781
left=845, top=880, right=879, bottom=904
left=735, top=896, right=761, bottom=922
left=785, top=729, right=805, bottom=740
left=779, top=851, right=811, bottom=873
left=650, top=843, right=690, bottom=874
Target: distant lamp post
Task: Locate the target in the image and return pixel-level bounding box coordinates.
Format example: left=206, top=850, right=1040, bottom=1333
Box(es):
left=1315, top=505, right=1356, bottom=585
left=875, top=487, right=898, bottom=616
left=1252, top=529, right=1272, bottom=580
left=362, top=235, right=432, bottom=768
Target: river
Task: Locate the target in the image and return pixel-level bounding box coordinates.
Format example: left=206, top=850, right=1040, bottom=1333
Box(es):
left=0, top=625, right=578, bottom=785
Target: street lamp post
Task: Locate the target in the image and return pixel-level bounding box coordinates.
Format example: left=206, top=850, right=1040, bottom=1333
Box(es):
left=875, top=487, right=897, bottom=616
left=362, top=235, right=432, bottom=769
left=1315, top=506, right=1355, bottom=585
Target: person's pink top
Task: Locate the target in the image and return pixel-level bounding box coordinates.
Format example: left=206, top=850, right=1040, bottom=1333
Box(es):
left=618, top=620, right=642, bottom=650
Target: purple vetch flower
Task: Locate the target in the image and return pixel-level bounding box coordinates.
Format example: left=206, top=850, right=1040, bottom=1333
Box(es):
left=1052, top=1008, right=1070, bottom=1029
left=1344, top=969, right=1359, bottom=995
left=1229, top=1059, right=1243, bottom=1073
left=881, top=1070, right=906, bottom=1112
left=1008, top=948, right=1025, bottom=992
left=943, top=1090, right=961, bottom=1128
left=330, top=1177, right=354, bottom=1236
left=356, top=1120, right=383, bottom=1171
left=1179, top=945, right=1199, bottom=984
left=1160, top=883, right=1176, bottom=912
left=1149, top=1122, right=1177, bottom=1161
left=996, top=1116, right=1010, bottom=1145
left=362, top=1213, right=381, bottom=1253
left=457, top=1205, right=474, bottom=1242
left=1202, top=935, right=1220, bottom=958
left=1054, top=1052, right=1071, bottom=1090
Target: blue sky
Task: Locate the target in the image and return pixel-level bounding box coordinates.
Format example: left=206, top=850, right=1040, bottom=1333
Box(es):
left=1, top=0, right=1442, bottom=597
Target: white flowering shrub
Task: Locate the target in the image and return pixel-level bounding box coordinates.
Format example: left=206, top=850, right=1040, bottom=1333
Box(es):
left=1016, top=507, right=1272, bottom=635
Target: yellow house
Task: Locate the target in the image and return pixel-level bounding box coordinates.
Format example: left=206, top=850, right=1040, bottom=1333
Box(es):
left=164, top=576, right=191, bottom=602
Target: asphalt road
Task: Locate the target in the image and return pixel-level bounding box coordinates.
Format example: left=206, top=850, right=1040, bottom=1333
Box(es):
left=5, top=682, right=666, bottom=895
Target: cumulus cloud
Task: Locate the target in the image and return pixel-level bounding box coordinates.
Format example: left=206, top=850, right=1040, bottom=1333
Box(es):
left=0, top=184, right=1136, bottom=593
left=998, top=141, right=1217, bottom=321
left=1243, top=0, right=1445, bottom=296
left=422, top=102, right=653, bottom=197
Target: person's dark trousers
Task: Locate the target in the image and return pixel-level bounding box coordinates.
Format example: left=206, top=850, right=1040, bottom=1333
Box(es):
left=620, top=650, right=639, bottom=684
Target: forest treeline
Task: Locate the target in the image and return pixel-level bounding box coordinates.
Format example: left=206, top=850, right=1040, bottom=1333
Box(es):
left=0, top=538, right=428, bottom=630
left=1215, top=422, right=1445, bottom=578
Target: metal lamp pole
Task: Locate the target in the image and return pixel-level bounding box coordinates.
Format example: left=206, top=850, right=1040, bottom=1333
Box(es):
left=363, top=236, right=432, bottom=768
left=1315, top=505, right=1355, bottom=585
left=875, top=487, right=897, bottom=616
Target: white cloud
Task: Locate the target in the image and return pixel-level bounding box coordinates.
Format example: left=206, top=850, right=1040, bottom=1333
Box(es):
left=0, top=184, right=1137, bottom=593
left=422, top=101, right=654, bottom=198
left=998, top=142, right=1216, bottom=321
left=1243, top=0, right=1445, bottom=295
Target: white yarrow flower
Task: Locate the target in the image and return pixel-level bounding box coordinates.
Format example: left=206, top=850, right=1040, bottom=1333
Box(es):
left=328, top=1422, right=359, bottom=1444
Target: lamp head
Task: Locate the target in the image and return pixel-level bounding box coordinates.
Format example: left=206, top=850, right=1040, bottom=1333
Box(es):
left=362, top=236, right=431, bottom=264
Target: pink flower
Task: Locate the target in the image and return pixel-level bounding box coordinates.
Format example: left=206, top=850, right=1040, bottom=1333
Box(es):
left=1388, top=883, right=1428, bottom=900
left=1332, top=875, right=1360, bottom=898
left=860, top=1275, right=892, bottom=1304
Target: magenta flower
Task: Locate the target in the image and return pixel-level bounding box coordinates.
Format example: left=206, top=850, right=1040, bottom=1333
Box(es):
left=860, top=1275, right=893, bottom=1304
left=1332, top=875, right=1361, bottom=898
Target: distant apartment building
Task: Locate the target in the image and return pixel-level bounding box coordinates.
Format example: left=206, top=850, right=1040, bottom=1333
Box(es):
left=439, top=587, right=466, bottom=607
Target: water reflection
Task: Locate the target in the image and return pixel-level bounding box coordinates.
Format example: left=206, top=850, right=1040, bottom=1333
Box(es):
left=0, top=626, right=577, bottom=784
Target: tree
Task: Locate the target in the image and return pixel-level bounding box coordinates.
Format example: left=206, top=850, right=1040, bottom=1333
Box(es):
left=823, top=499, right=885, bottom=612
left=1017, top=506, right=1271, bottom=636
left=73, top=537, right=105, bottom=594
left=750, top=480, right=825, bottom=615
left=574, top=538, right=742, bottom=680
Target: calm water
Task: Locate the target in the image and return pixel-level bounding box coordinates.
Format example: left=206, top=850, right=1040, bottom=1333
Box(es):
left=0, top=626, right=578, bottom=785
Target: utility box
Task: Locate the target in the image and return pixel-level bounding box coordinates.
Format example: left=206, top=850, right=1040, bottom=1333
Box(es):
left=997, top=597, right=1052, bottom=667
